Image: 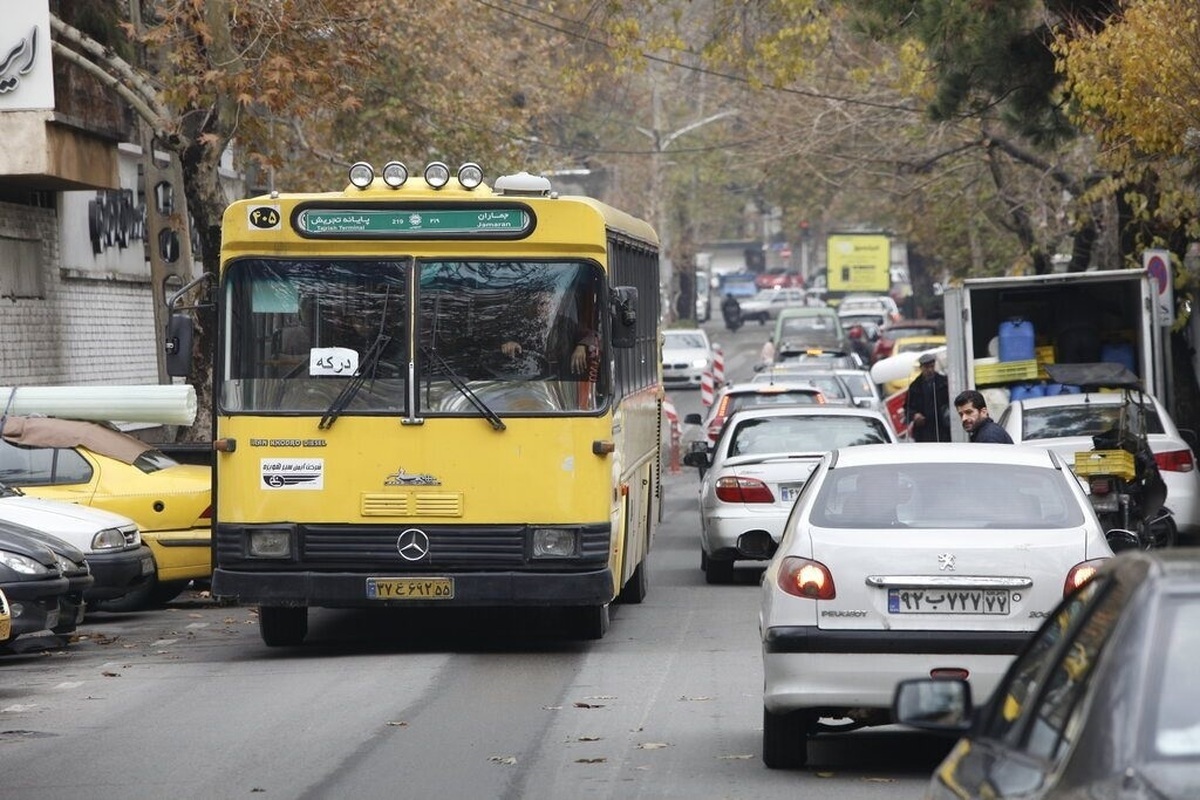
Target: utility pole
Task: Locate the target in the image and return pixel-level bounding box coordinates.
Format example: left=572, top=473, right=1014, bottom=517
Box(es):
left=637, top=82, right=737, bottom=323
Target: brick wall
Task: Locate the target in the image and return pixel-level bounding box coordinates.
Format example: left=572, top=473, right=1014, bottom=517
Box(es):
left=0, top=199, right=158, bottom=388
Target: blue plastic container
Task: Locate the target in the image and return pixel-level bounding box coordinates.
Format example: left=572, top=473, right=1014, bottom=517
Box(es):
left=999, top=318, right=1036, bottom=362
left=1100, top=342, right=1136, bottom=373
left=1010, top=383, right=1045, bottom=401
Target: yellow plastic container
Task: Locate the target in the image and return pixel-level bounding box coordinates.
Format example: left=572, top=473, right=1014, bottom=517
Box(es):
left=1073, top=449, right=1136, bottom=481
left=975, top=359, right=1039, bottom=386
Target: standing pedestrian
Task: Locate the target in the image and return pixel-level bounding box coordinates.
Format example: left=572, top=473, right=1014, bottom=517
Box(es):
left=903, top=352, right=951, bottom=442
left=954, top=389, right=1013, bottom=443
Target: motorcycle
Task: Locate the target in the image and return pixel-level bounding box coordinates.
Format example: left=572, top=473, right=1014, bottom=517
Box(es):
left=1045, top=363, right=1175, bottom=550
left=721, top=299, right=743, bottom=332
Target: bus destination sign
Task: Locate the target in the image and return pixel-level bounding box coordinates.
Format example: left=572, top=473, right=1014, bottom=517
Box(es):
left=296, top=208, right=530, bottom=236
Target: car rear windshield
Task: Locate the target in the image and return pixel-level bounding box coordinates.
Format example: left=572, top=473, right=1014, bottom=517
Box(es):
left=729, top=415, right=891, bottom=456
left=1021, top=404, right=1165, bottom=441
left=728, top=391, right=821, bottom=414
left=809, top=463, right=1086, bottom=529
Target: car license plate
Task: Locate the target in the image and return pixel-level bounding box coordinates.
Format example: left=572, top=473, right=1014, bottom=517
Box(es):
left=140, top=556, right=155, bottom=576
left=888, top=588, right=1010, bottom=615
left=366, top=577, right=454, bottom=600
left=780, top=483, right=804, bottom=502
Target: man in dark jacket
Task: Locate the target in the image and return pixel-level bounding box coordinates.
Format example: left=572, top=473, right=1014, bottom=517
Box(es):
left=903, top=352, right=951, bottom=442
left=954, top=389, right=1013, bottom=443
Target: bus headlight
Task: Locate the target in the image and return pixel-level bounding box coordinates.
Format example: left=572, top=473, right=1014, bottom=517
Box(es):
left=382, top=161, right=408, bottom=188
left=532, top=528, right=579, bottom=558
left=424, top=161, right=451, bottom=189
left=457, top=162, right=484, bottom=189
left=248, top=528, right=293, bottom=558
left=348, top=161, right=375, bottom=188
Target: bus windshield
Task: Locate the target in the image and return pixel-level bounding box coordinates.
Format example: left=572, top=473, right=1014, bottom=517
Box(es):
left=222, top=258, right=608, bottom=415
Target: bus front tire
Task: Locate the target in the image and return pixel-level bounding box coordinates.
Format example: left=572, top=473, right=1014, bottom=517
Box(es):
left=259, top=606, right=308, bottom=647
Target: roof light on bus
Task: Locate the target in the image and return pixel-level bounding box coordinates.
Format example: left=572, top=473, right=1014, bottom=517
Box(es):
left=381, top=161, right=409, bottom=188
left=424, top=161, right=451, bottom=189
left=348, top=161, right=375, bottom=189
left=458, top=162, right=484, bottom=189
left=493, top=171, right=553, bottom=196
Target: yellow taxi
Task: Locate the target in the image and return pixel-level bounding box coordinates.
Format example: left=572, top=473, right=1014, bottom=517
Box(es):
left=0, top=416, right=212, bottom=610
left=0, top=588, right=11, bottom=643
left=881, top=334, right=948, bottom=396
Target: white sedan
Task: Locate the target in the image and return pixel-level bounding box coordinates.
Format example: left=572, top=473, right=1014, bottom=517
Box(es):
left=998, top=391, right=1200, bottom=539
left=760, top=443, right=1126, bottom=769
left=684, top=405, right=899, bottom=584
left=660, top=328, right=712, bottom=389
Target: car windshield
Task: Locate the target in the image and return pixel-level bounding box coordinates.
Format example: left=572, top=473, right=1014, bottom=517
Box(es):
left=808, top=463, right=1086, bottom=529
left=781, top=315, right=838, bottom=335
left=1021, top=403, right=1164, bottom=440
left=664, top=331, right=708, bottom=349
left=728, top=415, right=891, bottom=456
left=1152, top=597, right=1200, bottom=758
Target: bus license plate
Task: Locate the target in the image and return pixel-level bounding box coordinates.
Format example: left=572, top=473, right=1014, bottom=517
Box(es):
left=366, top=577, right=454, bottom=600
left=888, top=588, right=1010, bottom=615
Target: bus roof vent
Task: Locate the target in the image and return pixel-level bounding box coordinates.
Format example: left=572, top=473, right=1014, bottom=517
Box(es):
left=493, top=171, right=553, bottom=197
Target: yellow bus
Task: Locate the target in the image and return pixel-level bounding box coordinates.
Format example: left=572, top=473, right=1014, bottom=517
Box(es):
left=167, top=161, right=662, bottom=646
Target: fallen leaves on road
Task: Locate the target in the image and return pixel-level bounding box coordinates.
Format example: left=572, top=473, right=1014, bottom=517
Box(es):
left=386, top=721, right=408, bottom=727
left=100, top=671, right=121, bottom=678
left=576, top=735, right=602, bottom=742
left=637, top=742, right=670, bottom=750
left=716, top=754, right=754, bottom=760
left=575, top=757, right=607, bottom=764
left=573, top=701, right=605, bottom=709
left=488, top=755, right=518, bottom=766
left=678, top=695, right=713, bottom=702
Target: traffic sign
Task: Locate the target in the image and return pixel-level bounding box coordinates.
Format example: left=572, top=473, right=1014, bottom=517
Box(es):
left=1143, top=249, right=1174, bottom=326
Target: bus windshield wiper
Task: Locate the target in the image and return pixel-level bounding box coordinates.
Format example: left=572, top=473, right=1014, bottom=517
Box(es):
left=318, top=332, right=392, bottom=430
left=421, top=344, right=506, bottom=431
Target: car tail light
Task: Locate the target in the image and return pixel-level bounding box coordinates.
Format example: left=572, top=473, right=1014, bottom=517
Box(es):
left=714, top=476, right=775, bottom=503
left=1064, top=559, right=1107, bottom=595
left=777, top=556, right=836, bottom=599
left=200, top=505, right=213, bottom=519
left=1155, top=448, right=1195, bottom=473
left=1089, top=477, right=1115, bottom=495
left=930, top=667, right=969, bottom=680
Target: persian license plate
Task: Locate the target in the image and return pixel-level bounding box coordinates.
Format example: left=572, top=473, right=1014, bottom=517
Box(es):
left=780, top=483, right=804, bottom=502
left=888, top=588, right=1010, bottom=615
left=366, top=577, right=454, bottom=600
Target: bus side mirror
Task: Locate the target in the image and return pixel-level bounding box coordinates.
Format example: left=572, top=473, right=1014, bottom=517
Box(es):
left=164, top=313, right=194, bottom=377
left=610, top=286, right=638, bottom=349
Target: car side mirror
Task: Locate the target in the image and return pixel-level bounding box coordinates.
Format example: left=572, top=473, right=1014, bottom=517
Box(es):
left=164, top=313, right=194, bottom=377
left=683, top=413, right=703, bottom=426
left=609, top=286, right=638, bottom=349
left=892, top=678, right=973, bottom=732
left=1105, top=528, right=1142, bottom=553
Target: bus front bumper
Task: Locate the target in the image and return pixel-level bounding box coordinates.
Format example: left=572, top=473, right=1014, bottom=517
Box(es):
left=211, top=567, right=615, bottom=607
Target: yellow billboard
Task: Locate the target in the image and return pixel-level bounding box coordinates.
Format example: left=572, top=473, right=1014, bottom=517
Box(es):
left=827, top=234, right=890, bottom=293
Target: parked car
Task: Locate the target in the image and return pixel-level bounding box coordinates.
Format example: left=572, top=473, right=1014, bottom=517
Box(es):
left=0, top=588, right=10, bottom=644
left=661, top=328, right=713, bottom=389
left=998, top=391, right=1200, bottom=541
left=739, top=289, right=809, bottom=324
left=893, top=549, right=1200, bottom=798
left=756, top=269, right=804, bottom=290
left=1, top=519, right=93, bottom=637
left=0, top=525, right=71, bottom=645
left=718, top=272, right=760, bottom=299
left=685, top=406, right=898, bottom=585
left=0, top=416, right=212, bottom=610
left=872, top=318, right=945, bottom=363
left=0, top=483, right=153, bottom=605
left=760, top=443, right=1125, bottom=769
left=684, top=381, right=827, bottom=444
left=772, top=307, right=849, bottom=358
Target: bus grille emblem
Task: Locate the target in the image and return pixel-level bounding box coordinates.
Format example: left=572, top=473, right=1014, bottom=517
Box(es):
left=397, top=529, right=431, bottom=561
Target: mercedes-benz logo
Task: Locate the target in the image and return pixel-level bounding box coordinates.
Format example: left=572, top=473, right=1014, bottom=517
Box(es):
left=396, top=528, right=430, bottom=562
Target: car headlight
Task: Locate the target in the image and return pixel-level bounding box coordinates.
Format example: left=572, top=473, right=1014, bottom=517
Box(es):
left=92, top=527, right=129, bottom=550
left=531, top=527, right=579, bottom=558
left=0, top=550, right=53, bottom=576
left=248, top=528, right=293, bottom=558
left=55, top=554, right=87, bottom=574
left=691, top=358, right=709, bottom=368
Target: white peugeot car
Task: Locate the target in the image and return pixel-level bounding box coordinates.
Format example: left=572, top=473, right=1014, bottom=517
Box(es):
left=998, top=391, right=1200, bottom=541
left=685, top=406, right=898, bottom=584
left=759, top=444, right=1128, bottom=769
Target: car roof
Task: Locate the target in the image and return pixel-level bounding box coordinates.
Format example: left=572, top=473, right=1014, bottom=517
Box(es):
left=719, top=381, right=824, bottom=395
left=725, top=405, right=890, bottom=422
left=1012, top=391, right=1163, bottom=410
left=1, top=416, right=154, bottom=465
left=829, top=442, right=1062, bottom=468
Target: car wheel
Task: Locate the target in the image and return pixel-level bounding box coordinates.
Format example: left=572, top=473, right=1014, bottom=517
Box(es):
left=1147, top=514, right=1178, bottom=549
left=762, top=707, right=812, bottom=769
left=705, top=557, right=735, bottom=584
left=258, top=605, right=308, bottom=647
left=618, top=559, right=648, bottom=604
left=567, top=604, right=610, bottom=640
left=700, top=549, right=708, bottom=572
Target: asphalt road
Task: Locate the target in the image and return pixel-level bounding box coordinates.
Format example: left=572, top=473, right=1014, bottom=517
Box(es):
left=0, top=318, right=952, bottom=800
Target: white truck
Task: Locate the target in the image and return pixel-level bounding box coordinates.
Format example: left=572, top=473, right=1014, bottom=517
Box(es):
left=943, top=269, right=1166, bottom=442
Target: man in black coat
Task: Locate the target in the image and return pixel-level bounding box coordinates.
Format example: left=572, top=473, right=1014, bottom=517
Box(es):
left=954, top=389, right=1014, bottom=444
left=903, top=352, right=951, bottom=442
